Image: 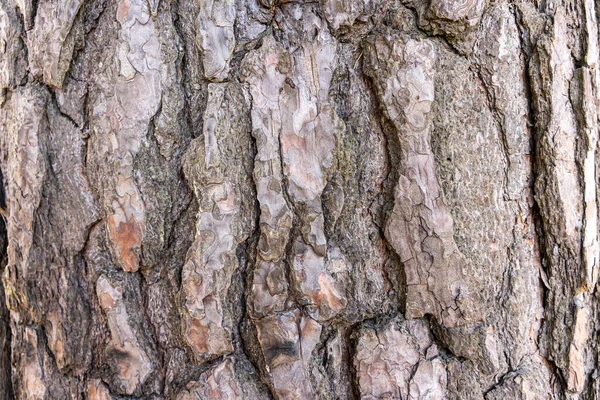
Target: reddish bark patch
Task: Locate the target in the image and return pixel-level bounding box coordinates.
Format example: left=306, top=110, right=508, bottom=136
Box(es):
left=187, top=318, right=210, bottom=355
left=108, top=215, right=142, bottom=272
left=116, top=0, right=130, bottom=23
left=98, top=292, right=116, bottom=310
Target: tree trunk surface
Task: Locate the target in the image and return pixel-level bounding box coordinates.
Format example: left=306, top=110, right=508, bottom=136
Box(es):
left=0, top=0, right=599, bottom=398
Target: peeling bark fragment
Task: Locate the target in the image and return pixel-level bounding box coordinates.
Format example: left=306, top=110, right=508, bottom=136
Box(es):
left=354, top=318, right=446, bottom=399
left=277, top=4, right=347, bottom=321
left=241, top=35, right=293, bottom=316
left=572, top=64, right=600, bottom=294
left=567, top=305, right=589, bottom=393
left=97, top=274, right=156, bottom=395
left=291, top=238, right=346, bottom=319
left=279, top=23, right=336, bottom=208
left=177, top=358, right=241, bottom=399
left=27, top=0, right=84, bottom=87
left=90, top=0, right=157, bottom=272
left=409, top=358, right=447, bottom=399
left=3, top=86, right=47, bottom=282
left=255, top=310, right=321, bottom=399
left=176, top=356, right=271, bottom=399
left=566, top=65, right=599, bottom=394
left=89, top=0, right=182, bottom=272
left=241, top=14, right=349, bottom=395
left=529, top=9, right=588, bottom=390
left=363, top=32, right=482, bottom=327
left=196, top=0, right=236, bottom=81
left=573, top=69, right=599, bottom=290
left=180, top=82, right=255, bottom=362
left=531, top=9, right=581, bottom=272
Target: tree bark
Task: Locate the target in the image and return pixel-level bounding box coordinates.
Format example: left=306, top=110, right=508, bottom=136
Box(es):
left=0, top=0, right=599, bottom=398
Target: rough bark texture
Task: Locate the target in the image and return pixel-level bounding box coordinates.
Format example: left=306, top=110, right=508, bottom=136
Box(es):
left=1, top=0, right=600, bottom=398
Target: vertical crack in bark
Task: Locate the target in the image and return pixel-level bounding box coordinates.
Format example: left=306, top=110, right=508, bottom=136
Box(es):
left=0, top=166, right=13, bottom=398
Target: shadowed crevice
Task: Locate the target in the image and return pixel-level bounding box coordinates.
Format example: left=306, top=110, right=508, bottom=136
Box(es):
left=0, top=167, right=14, bottom=398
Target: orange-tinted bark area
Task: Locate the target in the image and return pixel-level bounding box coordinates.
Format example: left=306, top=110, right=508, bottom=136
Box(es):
left=108, top=215, right=142, bottom=272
